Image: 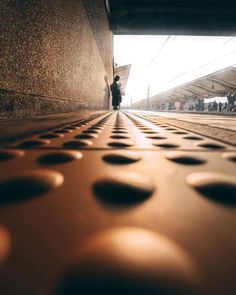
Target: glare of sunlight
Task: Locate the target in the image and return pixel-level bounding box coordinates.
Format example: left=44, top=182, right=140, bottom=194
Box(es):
left=114, top=35, right=236, bottom=105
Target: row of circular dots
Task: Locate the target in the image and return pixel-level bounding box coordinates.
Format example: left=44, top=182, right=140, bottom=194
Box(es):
left=117, top=115, right=225, bottom=149
left=0, top=113, right=119, bottom=289
left=15, top=112, right=132, bottom=149
left=15, top=111, right=230, bottom=150
left=125, top=112, right=230, bottom=150
left=15, top=112, right=128, bottom=148
left=1, top=111, right=236, bottom=169
left=0, top=112, right=236, bottom=293
left=46, top=111, right=236, bottom=295
left=6, top=109, right=229, bottom=153
left=1, top=113, right=236, bottom=201
left=15, top=113, right=114, bottom=149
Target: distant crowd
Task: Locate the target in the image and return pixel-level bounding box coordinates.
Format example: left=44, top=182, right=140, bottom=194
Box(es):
left=135, top=94, right=236, bottom=113
left=188, top=95, right=236, bottom=113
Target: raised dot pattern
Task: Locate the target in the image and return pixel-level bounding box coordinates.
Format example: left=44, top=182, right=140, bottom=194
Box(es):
left=0, top=169, right=64, bottom=204
left=93, top=172, right=155, bottom=204
left=1, top=111, right=235, bottom=294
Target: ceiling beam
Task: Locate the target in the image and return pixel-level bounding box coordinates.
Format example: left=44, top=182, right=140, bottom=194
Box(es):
left=109, top=0, right=236, bottom=35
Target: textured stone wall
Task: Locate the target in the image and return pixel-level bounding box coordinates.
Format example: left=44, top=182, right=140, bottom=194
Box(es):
left=0, top=0, right=113, bottom=118
left=82, top=0, right=113, bottom=80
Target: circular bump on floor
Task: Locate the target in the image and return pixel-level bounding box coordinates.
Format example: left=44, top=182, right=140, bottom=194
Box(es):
left=112, top=130, right=128, bottom=134
left=113, top=130, right=128, bottom=133
left=0, top=226, right=11, bottom=268
left=93, top=172, right=154, bottom=204
left=18, top=139, right=50, bottom=148
left=0, top=169, right=64, bottom=204
left=82, top=129, right=101, bottom=134
left=74, top=134, right=98, bottom=139
left=55, top=227, right=199, bottom=295
left=94, top=125, right=105, bottom=129
left=73, top=123, right=85, bottom=127
left=197, top=143, right=225, bottom=149
left=222, top=152, right=236, bottom=162
left=54, top=130, right=72, bottom=134
left=113, top=127, right=127, bottom=130
left=110, top=135, right=130, bottom=140
left=187, top=172, right=236, bottom=204
left=71, top=125, right=83, bottom=129
left=139, top=127, right=152, bottom=131
left=153, top=143, right=180, bottom=149
left=62, top=128, right=74, bottom=132
left=114, top=125, right=125, bottom=128
left=63, top=140, right=93, bottom=149
left=142, top=131, right=157, bottom=134
left=38, top=151, right=83, bottom=165
left=147, top=135, right=166, bottom=140
left=173, top=131, right=189, bottom=135
left=0, top=149, right=25, bottom=161
left=103, top=152, right=141, bottom=165
left=165, top=152, right=206, bottom=165
left=113, top=125, right=126, bottom=128
left=39, top=133, right=62, bottom=139
left=165, top=127, right=177, bottom=131
left=89, top=126, right=103, bottom=129
left=108, top=141, right=134, bottom=148
left=183, top=136, right=203, bottom=141
left=65, top=126, right=79, bottom=130
left=90, top=126, right=103, bottom=130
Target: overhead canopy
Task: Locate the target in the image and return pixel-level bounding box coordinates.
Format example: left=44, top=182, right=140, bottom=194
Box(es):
left=135, top=65, right=236, bottom=105
left=107, top=0, right=236, bottom=35
left=114, top=64, right=131, bottom=95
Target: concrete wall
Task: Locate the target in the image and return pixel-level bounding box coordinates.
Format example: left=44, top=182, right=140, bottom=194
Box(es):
left=0, top=0, right=113, bottom=118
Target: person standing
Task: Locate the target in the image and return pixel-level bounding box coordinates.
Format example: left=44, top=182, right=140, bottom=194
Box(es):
left=218, top=101, right=223, bottom=112
left=110, top=76, right=122, bottom=110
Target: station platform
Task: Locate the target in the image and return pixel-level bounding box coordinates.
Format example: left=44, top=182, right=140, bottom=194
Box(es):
left=0, top=110, right=236, bottom=295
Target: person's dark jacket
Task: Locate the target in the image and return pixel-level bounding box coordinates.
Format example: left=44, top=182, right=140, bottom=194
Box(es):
left=110, top=82, right=121, bottom=105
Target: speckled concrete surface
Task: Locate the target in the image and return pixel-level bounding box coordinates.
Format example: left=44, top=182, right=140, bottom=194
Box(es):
left=0, top=0, right=113, bottom=118
left=82, top=0, right=113, bottom=81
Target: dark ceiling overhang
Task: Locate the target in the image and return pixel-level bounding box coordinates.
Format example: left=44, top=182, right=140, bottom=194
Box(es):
left=107, top=0, right=236, bottom=35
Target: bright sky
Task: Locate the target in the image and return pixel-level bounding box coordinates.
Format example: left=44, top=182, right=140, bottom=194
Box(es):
left=114, top=35, right=236, bottom=105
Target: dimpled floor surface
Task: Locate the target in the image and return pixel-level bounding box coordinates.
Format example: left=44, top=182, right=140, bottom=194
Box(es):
left=0, top=111, right=236, bottom=295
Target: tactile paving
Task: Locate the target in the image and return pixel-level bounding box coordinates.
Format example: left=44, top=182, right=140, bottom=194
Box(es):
left=0, top=110, right=236, bottom=295
left=5, top=111, right=235, bottom=151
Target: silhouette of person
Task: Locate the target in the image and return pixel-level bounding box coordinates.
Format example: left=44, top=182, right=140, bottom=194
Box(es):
left=110, top=75, right=122, bottom=110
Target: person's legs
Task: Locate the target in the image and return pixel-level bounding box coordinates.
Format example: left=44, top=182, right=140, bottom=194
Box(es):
left=112, top=96, right=116, bottom=110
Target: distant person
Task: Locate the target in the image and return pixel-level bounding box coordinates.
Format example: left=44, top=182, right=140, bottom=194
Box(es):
left=208, top=102, right=212, bottom=112
left=110, top=75, right=122, bottom=110
left=200, top=98, right=205, bottom=111
left=223, top=101, right=228, bottom=112
left=227, top=92, right=235, bottom=112
left=218, top=102, right=223, bottom=112
left=233, top=100, right=236, bottom=112
left=213, top=100, right=218, bottom=112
